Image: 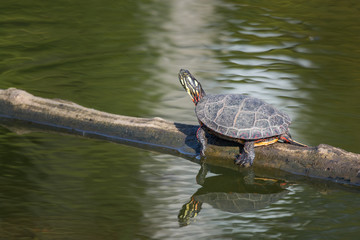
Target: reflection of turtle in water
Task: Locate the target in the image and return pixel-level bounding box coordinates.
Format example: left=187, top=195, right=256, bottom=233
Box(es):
left=178, top=69, right=306, bottom=166
left=178, top=167, right=289, bottom=227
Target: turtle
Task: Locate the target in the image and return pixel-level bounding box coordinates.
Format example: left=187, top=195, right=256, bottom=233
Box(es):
left=178, top=69, right=306, bottom=166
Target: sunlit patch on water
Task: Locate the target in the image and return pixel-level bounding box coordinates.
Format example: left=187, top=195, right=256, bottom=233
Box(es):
left=259, top=55, right=316, bottom=69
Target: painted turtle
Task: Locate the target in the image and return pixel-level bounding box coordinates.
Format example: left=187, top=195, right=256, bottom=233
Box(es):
left=178, top=69, right=306, bottom=166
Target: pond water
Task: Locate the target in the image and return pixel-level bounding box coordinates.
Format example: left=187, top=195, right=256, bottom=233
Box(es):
left=1, top=0, right=360, bottom=239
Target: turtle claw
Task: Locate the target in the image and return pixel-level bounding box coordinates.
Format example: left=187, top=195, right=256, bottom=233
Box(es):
left=235, top=154, right=252, bottom=167
left=235, top=141, right=255, bottom=167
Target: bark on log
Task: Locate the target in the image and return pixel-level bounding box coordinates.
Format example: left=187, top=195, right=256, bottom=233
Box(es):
left=0, top=88, right=360, bottom=187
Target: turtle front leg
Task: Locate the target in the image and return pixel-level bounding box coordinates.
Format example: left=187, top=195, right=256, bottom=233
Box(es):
left=235, top=141, right=255, bottom=167
left=196, top=126, right=207, bottom=156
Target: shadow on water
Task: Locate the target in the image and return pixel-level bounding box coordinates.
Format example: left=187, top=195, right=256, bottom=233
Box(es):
left=173, top=122, right=200, bottom=156
left=174, top=121, right=242, bottom=156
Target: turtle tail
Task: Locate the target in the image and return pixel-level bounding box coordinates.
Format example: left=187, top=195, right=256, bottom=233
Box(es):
left=279, top=133, right=307, bottom=147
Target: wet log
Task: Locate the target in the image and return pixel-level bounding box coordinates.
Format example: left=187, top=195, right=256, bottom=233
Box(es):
left=0, top=88, right=359, bottom=187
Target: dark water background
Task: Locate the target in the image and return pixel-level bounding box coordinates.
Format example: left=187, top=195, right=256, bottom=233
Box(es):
left=0, top=0, right=360, bottom=239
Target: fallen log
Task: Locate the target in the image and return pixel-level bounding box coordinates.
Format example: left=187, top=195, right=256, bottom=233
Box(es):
left=0, top=88, right=359, bottom=187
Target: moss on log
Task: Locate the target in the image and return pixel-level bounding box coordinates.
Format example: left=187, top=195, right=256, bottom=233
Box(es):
left=1, top=88, right=360, bottom=187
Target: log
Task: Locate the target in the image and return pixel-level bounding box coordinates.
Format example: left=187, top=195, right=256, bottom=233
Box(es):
left=0, top=88, right=359, bottom=187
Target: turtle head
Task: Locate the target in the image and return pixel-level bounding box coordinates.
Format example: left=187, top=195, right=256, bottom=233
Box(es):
left=178, top=69, right=206, bottom=105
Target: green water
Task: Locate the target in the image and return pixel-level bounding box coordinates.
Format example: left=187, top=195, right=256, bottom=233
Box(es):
left=1, top=0, right=360, bottom=239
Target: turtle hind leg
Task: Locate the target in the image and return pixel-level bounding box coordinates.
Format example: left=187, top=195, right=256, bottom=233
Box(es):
left=235, top=141, right=255, bottom=167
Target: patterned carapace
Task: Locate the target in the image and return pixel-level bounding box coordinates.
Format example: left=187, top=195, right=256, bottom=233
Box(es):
left=196, top=94, right=291, bottom=140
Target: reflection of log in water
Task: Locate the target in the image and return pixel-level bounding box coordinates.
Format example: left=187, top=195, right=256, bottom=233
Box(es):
left=1, top=88, right=360, bottom=187
left=178, top=170, right=289, bottom=227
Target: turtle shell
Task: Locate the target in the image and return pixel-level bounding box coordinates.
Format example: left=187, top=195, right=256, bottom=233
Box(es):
left=196, top=94, right=291, bottom=140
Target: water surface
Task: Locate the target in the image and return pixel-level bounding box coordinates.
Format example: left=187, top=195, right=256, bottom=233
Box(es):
left=1, top=0, right=360, bottom=239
